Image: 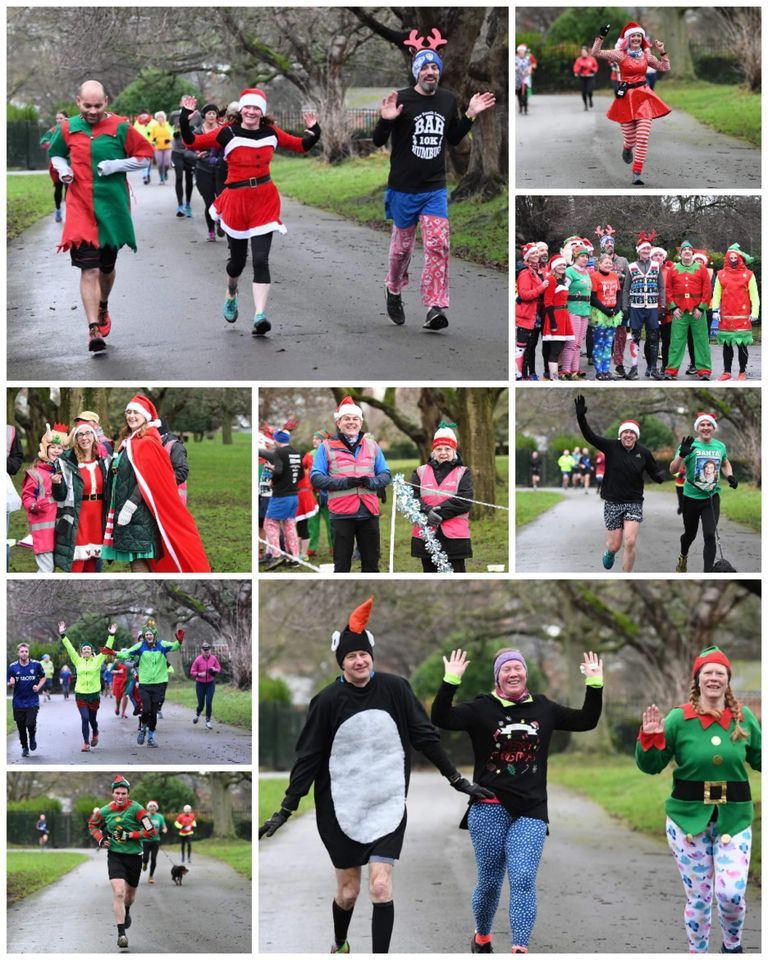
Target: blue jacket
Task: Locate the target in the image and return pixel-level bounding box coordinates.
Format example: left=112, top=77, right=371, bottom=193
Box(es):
left=311, top=433, right=391, bottom=520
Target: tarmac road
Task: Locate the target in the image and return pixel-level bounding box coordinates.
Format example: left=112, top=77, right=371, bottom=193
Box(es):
left=6, top=693, right=251, bottom=765
left=7, top=171, right=508, bottom=381
left=258, top=771, right=761, bottom=952
left=516, top=93, right=761, bottom=189
left=515, top=486, right=760, bottom=573
left=7, top=848, right=251, bottom=953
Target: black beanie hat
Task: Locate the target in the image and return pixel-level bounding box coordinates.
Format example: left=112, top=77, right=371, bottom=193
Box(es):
left=332, top=596, right=375, bottom=667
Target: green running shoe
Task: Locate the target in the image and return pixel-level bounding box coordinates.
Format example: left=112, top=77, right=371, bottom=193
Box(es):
left=224, top=295, right=239, bottom=323
left=601, top=550, right=616, bottom=570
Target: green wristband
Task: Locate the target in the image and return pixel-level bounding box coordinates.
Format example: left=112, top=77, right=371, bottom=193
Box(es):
left=585, top=676, right=604, bottom=688
left=444, top=672, right=462, bottom=685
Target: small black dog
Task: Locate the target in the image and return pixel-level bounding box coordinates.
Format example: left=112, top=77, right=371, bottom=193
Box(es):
left=171, top=865, right=189, bottom=885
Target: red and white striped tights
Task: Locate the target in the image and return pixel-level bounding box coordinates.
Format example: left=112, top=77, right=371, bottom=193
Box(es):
left=621, top=118, right=653, bottom=173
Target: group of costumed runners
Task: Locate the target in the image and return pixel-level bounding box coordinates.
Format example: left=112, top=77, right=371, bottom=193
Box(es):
left=515, top=229, right=759, bottom=382
left=40, top=28, right=494, bottom=351
left=260, top=597, right=760, bottom=954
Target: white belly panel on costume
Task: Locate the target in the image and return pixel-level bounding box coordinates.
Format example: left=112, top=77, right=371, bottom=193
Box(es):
left=329, top=709, right=406, bottom=843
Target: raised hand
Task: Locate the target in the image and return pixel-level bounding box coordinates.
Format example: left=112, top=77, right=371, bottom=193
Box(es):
left=679, top=436, right=695, bottom=458
left=58, top=620, right=67, bottom=635
left=380, top=91, right=403, bottom=121
left=443, top=648, right=471, bottom=678
left=180, top=95, right=197, bottom=112
left=574, top=394, right=587, bottom=418
left=642, top=703, right=664, bottom=734
left=580, top=650, right=603, bottom=680
left=108, top=623, right=118, bottom=635
left=467, top=92, right=496, bottom=118
left=303, top=111, right=318, bottom=131
left=599, top=24, right=611, bottom=37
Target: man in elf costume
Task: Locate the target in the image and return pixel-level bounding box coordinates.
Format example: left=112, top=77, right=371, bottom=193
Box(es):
left=259, top=597, right=491, bottom=954
left=664, top=241, right=712, bottom=380
left=88, top=774, right=157, bottom=949
left=373, top=29, right=495, bottom=331
left=713, top=243, right=759, bottom=381
left=47, top=80, right=154, bottom=353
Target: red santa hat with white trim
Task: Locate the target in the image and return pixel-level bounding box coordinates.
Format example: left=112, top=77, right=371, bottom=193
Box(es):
left=239, top=88, right=267, bottom=113
left=521, top=243, right=539, bottom=262
left=694, top=412, right=718, bottom=432
left=549, top=255, right=567, bottom=271
left=617, top=419, right=641, bottom=439
left=616, top=21, right=650, bottom=50
left=333, top=395, right=364, bottom=421
left=125, top=395, right=161, bottom=428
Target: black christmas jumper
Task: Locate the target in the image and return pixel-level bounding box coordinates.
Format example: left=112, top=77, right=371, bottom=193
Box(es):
left=282, top=672, right=458, bottom=867
left=576, top=409, right=665, bottom=504
left=372, top=87, right=473, bottom=193
left=431, top=682, right=602, bottom=825
left=261, top=445, right=304, bottom=498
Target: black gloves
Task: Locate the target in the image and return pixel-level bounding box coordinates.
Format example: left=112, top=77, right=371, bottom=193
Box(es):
left=426, top=509, right=443, bottom=527
left=112, top=828, right=128, bottom=842
left=259, top=808, right=292, bottom=839
left=449, top=775, right=495, bottom=800
left=574, top=395, right=587, bottom=418
left=362, top=475, right=377, bottom=490
left=599, top=23, right=611, bottom=37
left=347, top=477, right=365, bottom=488
left=727, top=475, right=738, bottom=489
left=679, top=436, right=695, bottom=459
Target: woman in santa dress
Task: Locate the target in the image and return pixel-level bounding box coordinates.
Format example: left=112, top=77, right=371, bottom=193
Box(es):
left=179, top=89, right=320, bottom=336
left=591, top=21, right=670, bottom=185
left=52, top=421, right=110, bottom=572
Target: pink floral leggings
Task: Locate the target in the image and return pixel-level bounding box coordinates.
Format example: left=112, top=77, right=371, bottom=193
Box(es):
left=386, top=216, right=450, bottom=308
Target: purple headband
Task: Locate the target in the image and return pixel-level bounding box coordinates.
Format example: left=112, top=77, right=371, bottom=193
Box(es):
left=494, top=650, right=527, bottom=687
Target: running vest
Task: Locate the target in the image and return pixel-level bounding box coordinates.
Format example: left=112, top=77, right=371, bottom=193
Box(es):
left=411, top=464, right=470, bottom=540
left=163, top=436, right=188, bottom=504
left=628, top=261, right=660, bottom=309
left=323, top=437, right=380, bottom=516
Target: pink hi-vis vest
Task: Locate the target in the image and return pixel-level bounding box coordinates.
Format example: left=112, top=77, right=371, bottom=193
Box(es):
left=412, top=463, right=470, bottom=540
left=324, top=437, right=380, bottom=516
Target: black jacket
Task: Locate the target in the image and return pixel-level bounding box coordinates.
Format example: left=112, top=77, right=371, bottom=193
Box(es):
left=577, top=410, right=664, bottom=502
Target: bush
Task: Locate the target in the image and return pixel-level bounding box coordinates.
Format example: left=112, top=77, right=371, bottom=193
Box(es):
left=604, top=414, right=674, bottom=451
left=8, top=796, right=62, bottom=814
left=112, top=69, right=200, bottom=118
left=7, top=103, right=39, bottom=121
left=385, top=438, right=419, bottom=459
left=259, top=674, right=292, bottom=704
left=130, top=773, right=196, bottom=814
left=693, top=53, right=741, bottom=85
left=546, top=8, right=632, bottom=47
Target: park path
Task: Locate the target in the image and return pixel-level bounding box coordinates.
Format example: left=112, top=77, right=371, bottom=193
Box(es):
left=6, top=693, right=251, bottom=766
left=515, top=486, right=760, bottom=573
left=7, top=171, right=508, bottom=381
left=7, top=848, right=251, bottom=953
left=258, top=771, right=761, bottom=953
left=516, top=93, right=760, bottom=188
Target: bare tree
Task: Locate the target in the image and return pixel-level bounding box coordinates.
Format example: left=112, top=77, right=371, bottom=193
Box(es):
left=209, top=771, right=252, bottom=839
left=711, top=8, right=761, bottom=91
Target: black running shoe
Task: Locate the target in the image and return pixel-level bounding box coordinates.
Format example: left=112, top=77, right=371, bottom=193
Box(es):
left=626, top=367, right=639, bottom=380
left=614, top=364, right=627, bottom=379
left=252, top=317, right=272, bottom=337
left=386, top=288, right=405, bottom=325
left=260, top=555, right=285, bottom=571
left=29, top=737, right=37, bottom=751
left=117, top=934, right=129, bottom=948
left=423, top=306, right=449, bottom=331
left=632, top=172, right=645, bottom=186
left=622, top=147, right=633, bottom=164
left=470, top=935, right=494, bottom=953
left=21, top=747, right=29, bottom=757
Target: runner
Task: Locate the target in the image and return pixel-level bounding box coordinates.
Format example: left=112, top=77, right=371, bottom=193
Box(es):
left=59, top=620, right=117, bottom=751
left=36, top=813, right=50, bottom=848
left=111, top=617, right=184, bottom=748
left=588, top=252, right=623, bottom=380
left=88, top=774, right=157, bottom=949
left=189, top=641, right=222, bottom=729
left=432, top=648, right=603, bottom=953
left=46, top=80, right=154, bottom=352
left=39, top=110, right=69, bottom=222
left=141, top=800, right=168, bottom=884
left=374, top=29, right=496, bottom=330
left=713, top=243, right=760, bottom=381
left=40, top=654, right=54, bottom=700
left=515, top=244, right=548, bottom=381
left=591, top=21, right=671, bottom=185
left=595, top=226, right=631, bottom=377
left=111, top=657, right=130, bottom=718
left=669, top=413, right=737, bottom=573
left=663, top=241, right=712, bottom=380
left=637, top=646, right=761, bottom=953
left=59, top=662, right=72, bottom=700
left=259, top=597, right=491, bottom=954
left=594, top=449, right=605, bottom=494
left=179, top=90, right=320, bottom=336
left=174, top=804, right=197, bottom=864
left=149, top=111, right=173, bottom=184
left=574, top=394, right=665, bottom=572
left=7, top=643, right=46, bottom=758
left=573, top=45, right=599, bottom=110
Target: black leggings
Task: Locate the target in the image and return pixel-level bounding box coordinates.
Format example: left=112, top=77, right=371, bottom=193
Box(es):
left=54, top=181, right=67, bottom=209
left=578, top=75, right=596, bottom=107
left=723, top=343, right=749, bottom=373
left=522, top=327, right=540, bottom=378
left=180, top=838, right=192, bottom=860
left=680, top=493, right=719, bottom=572
left=196, top=166, right=217, bottom=231
left=226, top=233, right=273, bottom=283
left=173, top=154, right=195, bottom=204
left=142, top=843, right=159, bottom=876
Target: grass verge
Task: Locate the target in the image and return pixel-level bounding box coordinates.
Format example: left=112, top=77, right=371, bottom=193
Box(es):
left=162, top=683, right=251, bottom=729
left=7, top=851, right=89, bottom=905
left=271, top=153, right=508, bottom=269
left=192, top=838, right=251, bottom=879
left=7, top=699, right=15, bottom=735
left=716, top=483, right=761, bottom=532
left=549, top=753, right=761, bottom=886
left=515, top=490, right=565, bottom=527
left=659, top=80, right=760, bottom=146
left=7, top=173, right=53, bottom=240
left=259, top=777, right=315, bottom=824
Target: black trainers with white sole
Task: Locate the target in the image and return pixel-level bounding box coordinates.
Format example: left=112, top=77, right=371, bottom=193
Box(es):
left=385, top=289, right=405, bottom=325
left=423, top=306, right=449, bottom=331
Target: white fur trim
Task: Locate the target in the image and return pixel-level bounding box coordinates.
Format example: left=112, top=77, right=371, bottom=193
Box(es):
left=331, top=630, right=341, bottom=652
left=223, top=134, right=278, bottom=158
left=694, top=414, right=718, bottom=432
left=125, top=402, right=160, bottom=428
left=214, top=215, right=287, bottom=239
left=618, top=420, right=641, bottom=438
left=239, top=92, right=267, bottom=112
left=334, top=402, right=364, bottom=421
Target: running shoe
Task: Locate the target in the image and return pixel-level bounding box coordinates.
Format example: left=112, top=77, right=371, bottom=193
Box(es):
left=29, top=737, right=37, bottom=751
left=622, top=147, right=633, bottom=164
left=117, top=934, right=129, bottom=949
left=719, top=946, right=743, bottom=954
left=157, top=710, right=163, bottom=719
left=88, top=323, right=107, bottom=354
left=650, top=368, right=665, bottom=380
left=614, top=364, right=627, bottom=379
left=717, top=372, right=733, bottom=381
left=90, top=734, right=99, bottom=747
left=252, top=314, right=272, bottom=337
left=625, top=367, right=638, bottom=380
left=423, top=306, right=449, bottom=331
left=261, top=555, right=285, bottom=571
left=601, top=550, right=616, bottom=570
left=81, top=742, right=90, bottom=752
left=223, top=295, right=239, bottom=323
left=142, top=862, right=148, bottom=872
left=470, top=935, right=494, bottom=953
left=207, top=229, right=216, bottom=242
left=147, top=731, right=158, bottom=747
left=21, top=747, right=29, bottom=757
left=137, top=725, right=147, bottom=745
left=54, top=209, right=63, bottom=223
left=632, top=172, right=644, bottom=186
left=737, top=371, right=747, bottom=381
left=331, top=943, right=350, bottom=954
left=115, top=708, right=120, bottom=716
left=205, top=719, right=213, bottom=729
left=385, top=288, right=405, bottom=325
left=675, top=553, right=688, bottom=573
left=685, top=363, right=696, bottom=375
left=176, top=205, right=185, bottom=218
left=148, top=877, right=155, bottom=884
left=193, top=714, right=200, bottom=724
left=185, top=203, right=192, bottom=218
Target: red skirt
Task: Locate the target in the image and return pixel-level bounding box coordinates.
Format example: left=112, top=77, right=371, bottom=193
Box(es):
left=212, top=181, right=287, bottom=239
left=606, top=86, right=670, bottom=123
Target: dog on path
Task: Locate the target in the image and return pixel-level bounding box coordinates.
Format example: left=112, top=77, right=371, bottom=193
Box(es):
left=171, top=864, right=189, bottom=885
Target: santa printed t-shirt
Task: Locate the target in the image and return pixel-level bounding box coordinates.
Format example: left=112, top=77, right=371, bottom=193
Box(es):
left=677, top=438, right=728, bottom=499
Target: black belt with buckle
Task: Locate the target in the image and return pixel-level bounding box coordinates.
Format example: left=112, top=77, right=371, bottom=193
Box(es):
left=672, top=779, right=751, bottom=804
left=227, top=175, right=272, bottom=189
left=83, top=494, right=103, bottom=501
left=568, top=294, right=591, bottom=302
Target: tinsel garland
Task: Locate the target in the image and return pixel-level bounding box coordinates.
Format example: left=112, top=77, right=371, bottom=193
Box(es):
left=393, top=474, right=454, bottom=574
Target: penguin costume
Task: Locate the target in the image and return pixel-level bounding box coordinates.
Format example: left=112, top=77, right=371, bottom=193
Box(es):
left=276, top=596, right=470, bottom=867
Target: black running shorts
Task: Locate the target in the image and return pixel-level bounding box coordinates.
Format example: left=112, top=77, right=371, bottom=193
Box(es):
left=70, top=243, right=118, bottom=273
left=107, top=851, right=143, bottom=887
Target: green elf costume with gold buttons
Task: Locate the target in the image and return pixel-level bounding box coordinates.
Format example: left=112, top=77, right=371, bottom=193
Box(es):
left=636, top=646, right=761, bottom=954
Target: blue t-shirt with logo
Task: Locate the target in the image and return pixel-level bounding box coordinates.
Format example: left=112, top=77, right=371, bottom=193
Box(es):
left=7, top=660, right=45, bottom=708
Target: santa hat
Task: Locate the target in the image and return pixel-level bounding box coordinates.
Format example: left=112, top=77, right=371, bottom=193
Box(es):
left=147, top=800, right=159, bottom=809
left=636, top=239, right=653, bottom=252
left=650, top=246, right=667, bottom=260
left=521, top=243, right=538, bottom=262
left=432, top=420, right=458, bottom=450
left=693, top=412, right=718, bottom=432
left=331, top=597, right=375, bottom=667
left=549, top=255, right=567, bottom=271
left=239, top=88, right=267, bottom=113
left=692, top=645, right=731, bottom=679
left=125, top=395, right=161, bottom=428
left=535, top=241, right=549, bottom=252
left=692, top=249, right=710, bottom=265
left=333, top=396, right=364, bottom=421
left=38, top=422, right=70, bottom=460
left=111, top=774, right=131, bottom=790
left=616, top=22, right=649, bottom=51
left=617, top=420, right=640, bottom=439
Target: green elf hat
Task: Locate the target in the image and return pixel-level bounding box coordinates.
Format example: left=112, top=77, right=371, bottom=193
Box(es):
left=679, top=241, right=693, bottom=250
left=727, top=243, right=753, bottom=265
left=111, top=774, right=131, bottom=791
left=141, top=617, right=158, bottom=639
left=691, top=645, right=731, bottom=678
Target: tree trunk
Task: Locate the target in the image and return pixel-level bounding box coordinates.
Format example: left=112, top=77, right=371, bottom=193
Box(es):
left=455, top=389, right=496, bottom=518
left=651, top=9, right=695, bottom=81
left=209, top=774, right=237, bottom=839
left=221, top=415, right=233, bottom=445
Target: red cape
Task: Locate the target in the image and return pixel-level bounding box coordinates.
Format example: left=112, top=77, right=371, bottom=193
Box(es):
left=124, top=429, right=211, bottom=572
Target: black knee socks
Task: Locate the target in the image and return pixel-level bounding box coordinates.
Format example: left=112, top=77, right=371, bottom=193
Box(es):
left=332, top=900, right=354, bottom=948
left=371, top=901, right=394, bottom=953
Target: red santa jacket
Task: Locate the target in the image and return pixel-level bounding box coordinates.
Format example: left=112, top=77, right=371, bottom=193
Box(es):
left=516, top=264, right=547, bottom=329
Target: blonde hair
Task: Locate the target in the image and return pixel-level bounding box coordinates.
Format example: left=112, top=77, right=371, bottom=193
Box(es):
left=119, top=421, right=149, bottom=443
left=689, top=678, right=748, bottom=742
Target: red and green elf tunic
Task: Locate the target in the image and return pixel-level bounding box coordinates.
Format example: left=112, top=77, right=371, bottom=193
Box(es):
left=89, top=799, right=157, bottom=855
left=712, top=254, right=759, bottom=347
left=46, top=114, right=154, bottom=253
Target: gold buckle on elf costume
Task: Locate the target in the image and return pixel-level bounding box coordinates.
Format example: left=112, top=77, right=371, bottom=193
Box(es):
left=703, top=781, right=727, bottom=804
